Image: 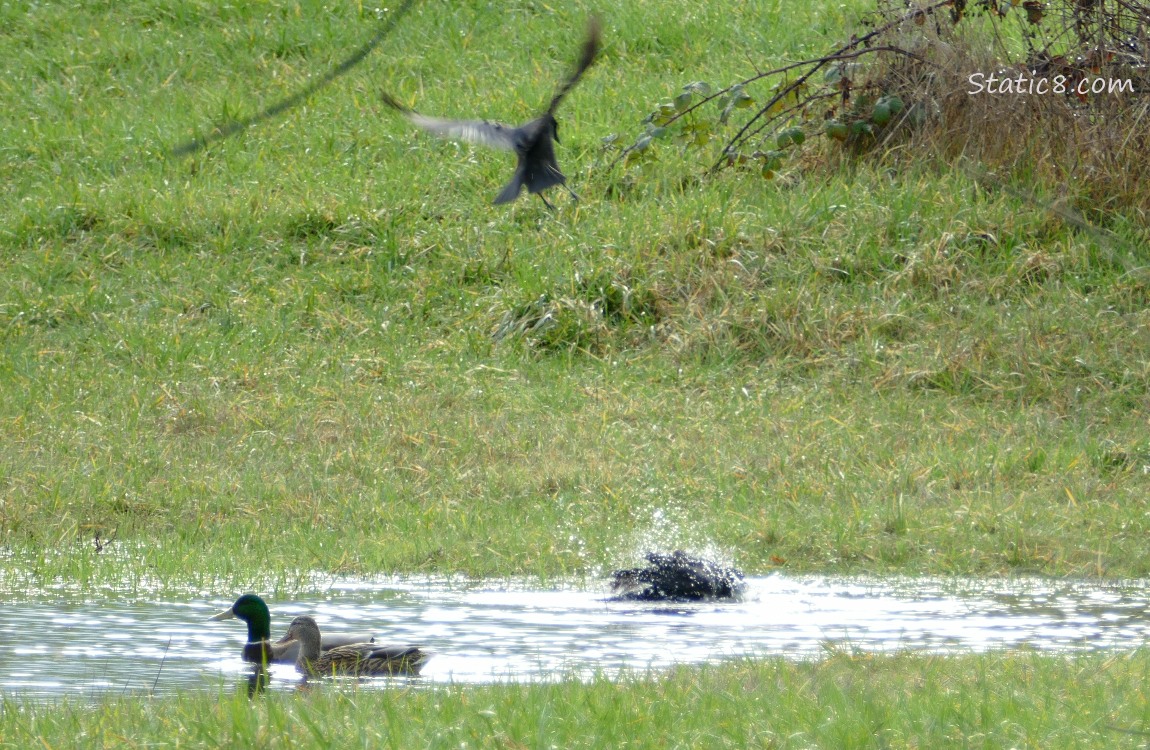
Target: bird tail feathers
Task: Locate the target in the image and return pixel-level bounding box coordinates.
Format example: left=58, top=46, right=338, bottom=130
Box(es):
left=493, top=174, right=525, bottom=204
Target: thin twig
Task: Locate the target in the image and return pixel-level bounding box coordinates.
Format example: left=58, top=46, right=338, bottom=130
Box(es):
left=607, top=0, right=952, bottom=172
left=715, top=45, right=939, bottom=170
left=151, top=637, right=173, bottom=696
left=727, top=91, right=840, bottom=155
left=171, top=0, right=419, bottom=157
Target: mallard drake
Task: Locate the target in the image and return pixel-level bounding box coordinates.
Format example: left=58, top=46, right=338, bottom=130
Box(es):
left=277, top=615, right=430, bottom=677
left=209, top=594, right=376, bottom=665
left=610, top=551, right=745, bottom=601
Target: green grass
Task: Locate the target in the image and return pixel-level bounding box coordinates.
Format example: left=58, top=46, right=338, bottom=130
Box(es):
left=2, top=0, right=1150, bottom=744
left=1, top=0, right=1147, bottom=583
left=4, top=653, right=1150, bottom=748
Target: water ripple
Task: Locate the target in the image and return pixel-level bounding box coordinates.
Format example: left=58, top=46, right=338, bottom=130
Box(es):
left=0, top=575, right=1147, bottom=697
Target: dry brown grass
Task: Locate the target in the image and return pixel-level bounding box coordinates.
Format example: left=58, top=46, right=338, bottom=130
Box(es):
left=853, top=0, right=1150, bottom=214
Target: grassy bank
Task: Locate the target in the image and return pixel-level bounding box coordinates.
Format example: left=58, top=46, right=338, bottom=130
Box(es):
left=4, top=653, right=1150, bottom=748
left=2, top=0, right=1148, bottom=584
left=3, top=0, right=1150, bottom=744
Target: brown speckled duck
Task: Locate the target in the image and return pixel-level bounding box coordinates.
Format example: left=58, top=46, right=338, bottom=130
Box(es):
left=277, top=615, right=430, bottom=677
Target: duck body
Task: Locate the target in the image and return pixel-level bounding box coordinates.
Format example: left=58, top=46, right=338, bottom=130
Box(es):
left=210, top=594, right=376, bottom=665
left=236, top=634, right=375, bottom=665
left=610, top=551, right=745, bottom=601
left=279, top=615, right=430, bottom=677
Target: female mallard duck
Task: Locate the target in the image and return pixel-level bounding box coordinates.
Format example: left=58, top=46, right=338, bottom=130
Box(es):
left=209, top=594, right=376, bottom=665
left=610, top=551, right=745, bottom=601
left=277, top=615, right=430, bottom=677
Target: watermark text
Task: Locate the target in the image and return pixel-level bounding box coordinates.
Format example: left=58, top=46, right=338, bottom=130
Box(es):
left=968, top=72, right=1134, bottom=96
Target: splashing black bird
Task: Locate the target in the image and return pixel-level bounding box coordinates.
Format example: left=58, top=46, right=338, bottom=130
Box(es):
left=610, top=551, right=746, bottom=602
left=382, top=16, right=601, bottom=209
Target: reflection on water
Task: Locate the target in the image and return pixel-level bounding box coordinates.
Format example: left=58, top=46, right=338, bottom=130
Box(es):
left=0, top=575, right=1147, bottom=698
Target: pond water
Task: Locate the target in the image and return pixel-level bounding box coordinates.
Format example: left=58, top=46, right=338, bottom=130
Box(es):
left=1, top=575, right=1148, bottom=698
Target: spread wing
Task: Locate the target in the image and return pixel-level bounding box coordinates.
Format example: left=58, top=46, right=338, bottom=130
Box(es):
left=545, top=15, right=601, bottom=116
left=382, top=93, right=518, bottom=151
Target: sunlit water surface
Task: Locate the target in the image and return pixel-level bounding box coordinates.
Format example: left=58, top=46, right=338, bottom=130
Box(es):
left=1, top=575, right=1148, bottom=698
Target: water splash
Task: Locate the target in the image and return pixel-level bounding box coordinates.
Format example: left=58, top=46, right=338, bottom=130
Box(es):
left=612, top=502, right=740, bottom=572
left=2, top=574, right=1148, bottom=699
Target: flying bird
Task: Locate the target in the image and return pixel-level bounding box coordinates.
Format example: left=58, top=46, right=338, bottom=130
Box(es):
left=382, top=16, right=601, bottom=209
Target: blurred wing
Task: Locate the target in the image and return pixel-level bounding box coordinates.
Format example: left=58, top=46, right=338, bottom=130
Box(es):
left=406, top=113, right=519, bottom=151
left=546, top=15, right=601, bottom=115
left=383, top=91, right=518, bottom=150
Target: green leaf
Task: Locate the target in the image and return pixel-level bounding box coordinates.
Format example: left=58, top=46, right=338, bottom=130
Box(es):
left=824, top=120, right=848, bottom=141
left=776, top=127, right=805, bottom=149
left=871, top=102, right=892, bottom=126
left=674, top=92, right=693, bottom=111
left=651, top=103, right=677, bottom=125
left=624, top=148, right=650, bottom=167
left=719, top=100, right=736, bottom=124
